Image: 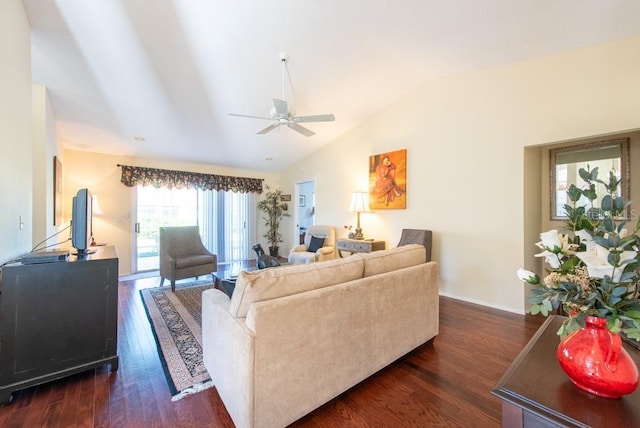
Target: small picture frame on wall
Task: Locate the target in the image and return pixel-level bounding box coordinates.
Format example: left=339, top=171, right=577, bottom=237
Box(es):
left=53, top=156, right=62, bottom=225
left=280, top=194, right=292, bottom=202
left=299, top=195, right=306, bottom=207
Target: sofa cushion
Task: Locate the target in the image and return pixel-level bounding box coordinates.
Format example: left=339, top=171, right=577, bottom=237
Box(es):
left=362, top=244, right=426, bottom=277
left=229, top=254, right=366, bottom=317
left=307, top=236, right=325, bottom=253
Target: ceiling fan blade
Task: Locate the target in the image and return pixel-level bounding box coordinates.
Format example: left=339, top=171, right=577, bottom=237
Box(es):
left=229, top=113, right=272, bottom=120
left=288, top=122, right=315, bottom=137
left=272, top=98, right=288, bottom=117
left=291, top=113, right=335, bottom=123
left=257, top=123, right=279, bottom=135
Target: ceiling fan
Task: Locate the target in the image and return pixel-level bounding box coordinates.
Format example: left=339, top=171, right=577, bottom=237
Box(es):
left=229, top=53, right=335, bottom=137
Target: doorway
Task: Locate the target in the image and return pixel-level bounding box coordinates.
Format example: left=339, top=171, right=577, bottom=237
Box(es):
left=296, top=180, right=315, bottom=245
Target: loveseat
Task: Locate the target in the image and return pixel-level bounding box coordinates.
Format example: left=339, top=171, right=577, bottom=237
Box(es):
left=202, top=244, right=439, bottom=428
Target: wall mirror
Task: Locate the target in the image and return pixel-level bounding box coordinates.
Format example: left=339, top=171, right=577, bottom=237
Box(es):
left=550, top=138, right=630, bottom=220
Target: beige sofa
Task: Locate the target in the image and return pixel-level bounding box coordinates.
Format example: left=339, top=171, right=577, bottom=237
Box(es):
left=202, top=244, right=439, bottom=428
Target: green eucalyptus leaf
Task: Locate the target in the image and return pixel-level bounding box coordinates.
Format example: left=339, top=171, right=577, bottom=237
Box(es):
left=603, top=217, right=615, bottom=233
left=578, top=168, right=591, bottom=182
left=567, top=185, right=583, bottom=202
left=607, top=318, right=622, bottom=333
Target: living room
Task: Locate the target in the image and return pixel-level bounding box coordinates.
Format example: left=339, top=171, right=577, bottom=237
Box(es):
left=3, top=1, right=640, bottom=426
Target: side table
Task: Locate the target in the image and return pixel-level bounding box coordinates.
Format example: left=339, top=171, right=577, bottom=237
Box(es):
left=336, top=238, right=385, bottom=257
left=492, top=315, right=640, bottom=427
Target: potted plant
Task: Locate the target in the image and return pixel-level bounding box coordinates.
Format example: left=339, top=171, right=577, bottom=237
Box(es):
left=257, top=185, right=290, bottom=257
left=517, top=166, right=640, bottom=398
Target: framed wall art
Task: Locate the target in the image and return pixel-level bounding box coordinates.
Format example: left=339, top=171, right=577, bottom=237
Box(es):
left=368, top=149, right=406, bottom=210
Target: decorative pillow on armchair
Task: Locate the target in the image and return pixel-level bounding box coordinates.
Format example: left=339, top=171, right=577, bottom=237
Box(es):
left=307, top=236, right=325, bottom=253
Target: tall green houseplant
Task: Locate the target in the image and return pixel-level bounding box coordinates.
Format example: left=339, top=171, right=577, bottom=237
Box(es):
left=257, top=185, right=290, bottom=257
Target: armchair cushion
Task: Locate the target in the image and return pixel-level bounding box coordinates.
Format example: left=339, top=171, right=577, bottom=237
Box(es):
left=307, top=236, right=325, bottom=253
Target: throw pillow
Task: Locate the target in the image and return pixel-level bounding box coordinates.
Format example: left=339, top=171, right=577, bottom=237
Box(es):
left=307, top=236, right=325, bottom=253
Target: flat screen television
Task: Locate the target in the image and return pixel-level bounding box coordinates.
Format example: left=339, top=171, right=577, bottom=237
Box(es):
left=71, top=188, right=94, bottom=255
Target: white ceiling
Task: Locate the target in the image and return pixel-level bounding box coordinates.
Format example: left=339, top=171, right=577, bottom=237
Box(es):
left=23, top=0, right=640, bottom=172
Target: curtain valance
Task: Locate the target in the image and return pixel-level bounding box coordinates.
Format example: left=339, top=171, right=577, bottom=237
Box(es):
left=118, top=164, right=263, bottom=194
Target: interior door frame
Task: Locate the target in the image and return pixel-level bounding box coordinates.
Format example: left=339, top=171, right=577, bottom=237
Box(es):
left=294, top=179, right=315, bottom=246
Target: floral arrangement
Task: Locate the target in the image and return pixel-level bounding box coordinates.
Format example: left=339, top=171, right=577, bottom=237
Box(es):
left=517, top=166, right=640, bottom=342
left=344, top=225, right=353, bottom=238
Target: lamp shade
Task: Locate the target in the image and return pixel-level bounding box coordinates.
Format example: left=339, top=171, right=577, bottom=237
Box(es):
left=92, top=194, right=105, bottom=216
left=349, top=192, right=370, bottom=213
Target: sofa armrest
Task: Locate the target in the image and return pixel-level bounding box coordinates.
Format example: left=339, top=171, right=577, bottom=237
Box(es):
left=316, top=246, right=334, bottom=255
left=290, top=244, right=307, bottom=253
left=202, top=289, right=255, bottom=428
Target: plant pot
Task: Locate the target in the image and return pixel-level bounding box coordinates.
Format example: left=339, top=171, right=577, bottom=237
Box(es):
left=268, top=246, right=279, bottom=258
left=557, top=316, right=639, bottom=398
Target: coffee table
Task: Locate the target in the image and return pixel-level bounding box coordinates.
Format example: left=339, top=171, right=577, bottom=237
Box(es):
left=214, top=267, right=256, bottom=298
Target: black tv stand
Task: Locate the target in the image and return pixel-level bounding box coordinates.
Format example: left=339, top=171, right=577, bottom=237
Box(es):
left=73, top=249, right=96, bottom=256
left=0, top=246, right=119, bottom=405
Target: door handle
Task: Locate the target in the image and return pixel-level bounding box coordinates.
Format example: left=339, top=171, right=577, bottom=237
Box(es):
left=135, top=223, right=140, bottom=234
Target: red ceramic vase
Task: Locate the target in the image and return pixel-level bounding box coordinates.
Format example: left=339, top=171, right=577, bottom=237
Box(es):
left=557, top=316, right=639, bottom=398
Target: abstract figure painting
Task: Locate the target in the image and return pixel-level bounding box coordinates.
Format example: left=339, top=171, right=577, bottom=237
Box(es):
left=369, top=149, right=406, bottom=209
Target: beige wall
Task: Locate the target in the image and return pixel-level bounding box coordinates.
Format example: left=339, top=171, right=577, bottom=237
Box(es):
left=0, top=1, right=32, bottom=264
left=62, top=150, right=279, bottom=275
left=280, top=36, right=640, bottom=314
left=32, top=84, right=65, bottom=248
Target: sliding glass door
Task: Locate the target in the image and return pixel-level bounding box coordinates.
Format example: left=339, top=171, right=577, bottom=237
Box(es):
left=134, top=186, right=199, bottom=272
left=133, top=186, right=257, bottom=273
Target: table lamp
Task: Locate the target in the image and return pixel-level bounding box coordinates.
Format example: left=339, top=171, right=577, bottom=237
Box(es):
left=90, top=195, right=105, bottom=246
left=349, top=192, right=370, bottom=240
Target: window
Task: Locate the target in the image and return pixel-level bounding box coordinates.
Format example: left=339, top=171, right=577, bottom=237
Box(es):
left=135, top=187, right=257, bottom=272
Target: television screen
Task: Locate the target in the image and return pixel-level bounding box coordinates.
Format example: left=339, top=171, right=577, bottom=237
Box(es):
left=71, top=188, right=94, bottom=255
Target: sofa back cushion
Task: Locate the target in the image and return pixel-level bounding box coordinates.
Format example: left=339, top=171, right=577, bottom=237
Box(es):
left=229, top=254, right=366, bottom=317
left=362, top=244, right=426, bottom=277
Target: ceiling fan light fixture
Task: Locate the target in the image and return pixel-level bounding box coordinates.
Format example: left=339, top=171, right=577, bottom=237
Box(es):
left=228, top=53, right=335, bottom=137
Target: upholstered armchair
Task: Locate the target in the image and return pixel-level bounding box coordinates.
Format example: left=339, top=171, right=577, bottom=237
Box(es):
left=397, top=229, right=432, bottom=262
left=159, top=226, right=217, bottom=292
left=288, top=225, right=336, bottom=264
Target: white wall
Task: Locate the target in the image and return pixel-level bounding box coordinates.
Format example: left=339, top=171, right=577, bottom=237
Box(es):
left=0, top=1, right=32, bottom=264
left=32, top=84, right=65, bottom=249
left=280, top=36, right=640, bottom=314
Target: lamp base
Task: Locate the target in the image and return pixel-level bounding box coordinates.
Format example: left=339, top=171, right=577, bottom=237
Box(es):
left=353, top=229, right=364, bottom=240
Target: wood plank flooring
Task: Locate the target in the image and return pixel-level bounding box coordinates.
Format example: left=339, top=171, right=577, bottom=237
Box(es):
left=0, top=264, right=544, bottom=427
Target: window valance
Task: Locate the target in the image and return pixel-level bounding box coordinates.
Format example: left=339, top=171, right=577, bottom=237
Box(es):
left=118, top=164, right=263, bottom=194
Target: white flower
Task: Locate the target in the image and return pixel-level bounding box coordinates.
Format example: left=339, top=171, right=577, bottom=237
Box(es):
left=517, top=268, right=540, bottom=285
left=575, top=248, right=637, bottom=282
left=534, top=250, right=562, bottom=269
left=575, top=229, right=595, bottom=251
left=537, top=230, right=562, bottom=252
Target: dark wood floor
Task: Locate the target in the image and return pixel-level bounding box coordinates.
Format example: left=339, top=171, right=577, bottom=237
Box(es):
left=0, top=264, right=544, bottom=427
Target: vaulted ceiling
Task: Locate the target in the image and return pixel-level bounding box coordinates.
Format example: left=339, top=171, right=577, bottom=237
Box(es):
left=24, top=1, right=640, bottom=172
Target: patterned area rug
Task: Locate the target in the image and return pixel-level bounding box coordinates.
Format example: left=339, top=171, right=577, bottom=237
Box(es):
left=140, top=280, right=216, bottom=401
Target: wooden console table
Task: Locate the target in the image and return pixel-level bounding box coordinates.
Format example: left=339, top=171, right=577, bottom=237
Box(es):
left=492, top=315, right=640, bottom=427
left=336, top=238, right=385, bottom=257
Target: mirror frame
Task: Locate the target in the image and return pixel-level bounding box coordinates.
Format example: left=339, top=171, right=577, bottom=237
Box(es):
left=549, top=138, right=630, bottom=221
